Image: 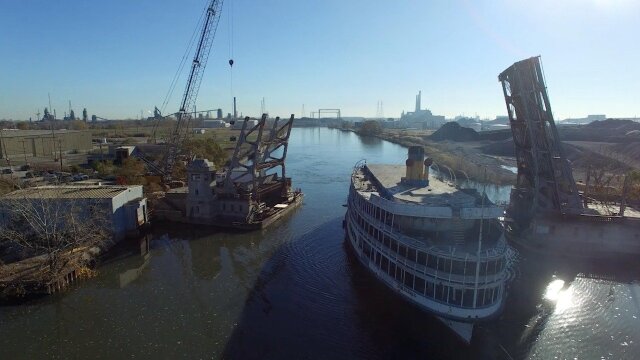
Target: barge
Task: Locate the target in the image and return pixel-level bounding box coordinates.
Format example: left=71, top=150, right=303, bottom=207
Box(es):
left=154, top=115, right=303, bottom=230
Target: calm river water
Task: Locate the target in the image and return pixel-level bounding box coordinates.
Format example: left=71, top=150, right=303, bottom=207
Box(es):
left=1, top=127, right=639, bottom=359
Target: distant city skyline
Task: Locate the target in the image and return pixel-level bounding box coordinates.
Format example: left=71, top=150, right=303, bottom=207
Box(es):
left=1, top=0, right=639, bottom=121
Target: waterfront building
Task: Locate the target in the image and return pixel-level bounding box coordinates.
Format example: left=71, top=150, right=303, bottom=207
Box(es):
left=0, top=185, right=148, bottom=242
left=344, top=146, right=510, bottom=341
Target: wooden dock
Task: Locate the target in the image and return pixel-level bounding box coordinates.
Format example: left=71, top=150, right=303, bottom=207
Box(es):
left=0, top=248, right=91, bottom=296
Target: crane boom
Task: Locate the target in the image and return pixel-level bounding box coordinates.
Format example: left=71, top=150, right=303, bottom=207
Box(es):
left=164, top=0, right=224, bottom=179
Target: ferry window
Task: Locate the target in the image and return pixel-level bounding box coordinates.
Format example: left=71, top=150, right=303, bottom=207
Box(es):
left=398, top=244, right=407, bottom=258
left=414, top=276, right=426, bottom=294
left=478, top=289, right=486, bottom=306
left=376, top=251, right=382, bottom=266
left=489, top=260, right=497, bottom=275
left=403, top=272, right=414, bottom=288
left=426, top=281, right=435, bottom=298
left=463, top=260, right=472, bottom=275
left=390, top=239, right=398, bottom=253
left=427, top=254, right=436, bottom=269
left=373, top=228, right=379, bottom=241
left=452, top=289, right=463, bottom=306
left=452, top=260, right=464, bottom=275
left=437, top=258, right=447, bottom=272
left=395, top=267, right=403, bottom=282
left=363, top=242, right=371, bottom=257
left=479, top=262, right=488, bottom=276
left=417, top=252, right=427, bottom=265
left=383, top=235, right=390, bottom=248
left=381, top=256, right=389, bottom=271
left=407, top=248, right=416, bottom=262
left=435, top=284, right=446, bottom=302
left=389, top=262, right=397, bottom=277
left=464, top=289, right=475, bottom=307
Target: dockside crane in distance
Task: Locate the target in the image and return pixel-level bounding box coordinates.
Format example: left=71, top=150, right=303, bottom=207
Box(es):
left=160, top=0, right=224, bottom=181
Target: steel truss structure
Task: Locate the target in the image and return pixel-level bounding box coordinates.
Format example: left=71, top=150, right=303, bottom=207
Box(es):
left=222, top=114, right=295, bottom=202
left=498, top=56, right=583, bottom=217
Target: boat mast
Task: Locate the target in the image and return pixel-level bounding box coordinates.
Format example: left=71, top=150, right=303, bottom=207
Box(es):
left=473, top=167, right=487, bottom=308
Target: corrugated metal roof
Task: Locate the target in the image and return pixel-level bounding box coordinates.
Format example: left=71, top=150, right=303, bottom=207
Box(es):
left=1, top=185, right=140, bottom=200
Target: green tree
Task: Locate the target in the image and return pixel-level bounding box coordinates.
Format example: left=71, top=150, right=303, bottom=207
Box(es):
left=70, top=120, right=87, bottom=130
left=360, top=120, right=382, bottom=136
left=116, top=158, right=146, bottom=185
left=16, top=122, right=29, bottom=130
left=183, top=139, right=228, bottom=168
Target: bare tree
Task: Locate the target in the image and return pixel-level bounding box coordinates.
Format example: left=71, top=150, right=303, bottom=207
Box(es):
left=0, top=194, right=111, bottom=283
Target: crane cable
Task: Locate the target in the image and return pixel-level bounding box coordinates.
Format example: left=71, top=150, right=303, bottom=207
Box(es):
left=160, top=4, right=208, bottom=115
left=228, top=0, right=234, bottom=117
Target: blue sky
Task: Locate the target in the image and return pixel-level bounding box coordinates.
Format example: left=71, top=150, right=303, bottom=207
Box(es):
left=1, top=0, right=639, bottom=121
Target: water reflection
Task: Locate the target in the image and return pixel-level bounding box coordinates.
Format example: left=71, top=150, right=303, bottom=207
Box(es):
left=357, top=135, right=383, bottom=148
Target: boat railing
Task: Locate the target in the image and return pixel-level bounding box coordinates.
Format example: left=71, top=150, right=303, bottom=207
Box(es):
left=352, top=197, right=506, bottom=263
left=349, top=211, right=507, bottom=286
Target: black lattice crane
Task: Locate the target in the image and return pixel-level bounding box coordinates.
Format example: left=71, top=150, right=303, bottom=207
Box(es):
left=163, top=0, right=224, bottom=181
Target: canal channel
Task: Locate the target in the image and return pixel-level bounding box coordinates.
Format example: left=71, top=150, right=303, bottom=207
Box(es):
left=1, top=127, right=639, bottom=359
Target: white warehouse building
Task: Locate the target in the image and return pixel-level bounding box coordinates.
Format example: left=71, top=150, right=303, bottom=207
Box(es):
left=0, top=185, right=149, bottom=242
left=203, top=120, right=230, bottom=128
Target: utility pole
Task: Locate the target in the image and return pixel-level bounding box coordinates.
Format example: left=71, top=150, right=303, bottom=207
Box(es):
left=20, top=139, right=28, bottom=165
left=58, top=139, right=63, bottom=172
left=48, top=93, right=52, bottom=119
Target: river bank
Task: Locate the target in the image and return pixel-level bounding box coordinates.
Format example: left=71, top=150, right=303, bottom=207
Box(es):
left=345, top=127, right=517, bottom=185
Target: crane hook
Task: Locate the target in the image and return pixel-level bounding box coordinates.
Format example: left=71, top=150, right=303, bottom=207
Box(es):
left=229, top=59, right=234, bottom=67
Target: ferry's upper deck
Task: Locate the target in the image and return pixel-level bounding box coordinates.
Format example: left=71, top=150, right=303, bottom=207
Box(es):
left=360, top=164, right=477, bottom=208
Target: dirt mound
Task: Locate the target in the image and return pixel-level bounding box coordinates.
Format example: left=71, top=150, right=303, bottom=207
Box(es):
left=585, top=119, right=640, bottom=132
left=478, top=139, right=628, bottom=171
left=559, top=119, right=640, bottom=142
left=480, top=139, right=515, bottom=156
left=430, top=122, right=479, bottom=142
left=610, top=142, right=640, bottom=168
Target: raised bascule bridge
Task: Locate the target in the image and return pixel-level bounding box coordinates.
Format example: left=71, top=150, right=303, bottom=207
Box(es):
left=498, top=56, right=640, bottom=257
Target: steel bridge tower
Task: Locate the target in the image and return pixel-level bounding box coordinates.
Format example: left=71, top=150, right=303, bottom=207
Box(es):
left=498, top=57, right=583, bottom=221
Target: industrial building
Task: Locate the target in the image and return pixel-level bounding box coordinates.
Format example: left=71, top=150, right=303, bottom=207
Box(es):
left=232, top=119, right=258, bottom=129
left=0, top=185, right=148, bottom=242
left=203, top=120, right=229, bottom=128
left=399, top=91, right=446, bottom=129
left=0, top=130, right=92, bottom=159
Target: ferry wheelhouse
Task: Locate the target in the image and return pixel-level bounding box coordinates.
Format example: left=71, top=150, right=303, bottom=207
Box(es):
left=344, top=146, right=510, bottom=340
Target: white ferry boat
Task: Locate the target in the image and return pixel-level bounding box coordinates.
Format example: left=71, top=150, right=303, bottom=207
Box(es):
left=344, top=146, right=510, bottom=342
